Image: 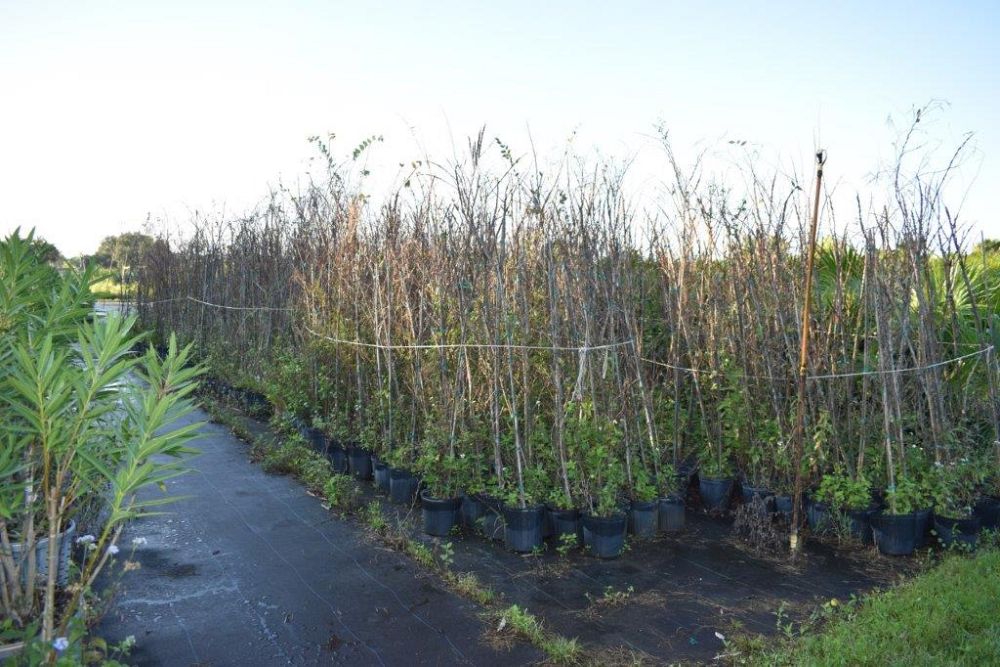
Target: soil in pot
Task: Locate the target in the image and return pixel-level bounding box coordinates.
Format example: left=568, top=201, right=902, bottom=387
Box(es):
left=658, top=496, right=685, bottom=532
left=628, top=500, right=658, bottom=537
left=504, top=505, right=545, bottom=553
left=421, top=492, right=460, bottom=537
left=582, top=512, right=627, bottom=559
left=373, top=462, right=391, bottom=494
left=698, top=477, right=734, bottom=512
left=933, top=514, right=980, bottom=550
left=461, top=494, right=486, bottom=529
left=548, top=507, right=582, bottom=543
left=974, top=497, right=1000, bottom=530
left=872, top=510, right=929, bottom=555
left=348, top=448, right=373, bottom=481
left=389, top=468, right=420, bottom=505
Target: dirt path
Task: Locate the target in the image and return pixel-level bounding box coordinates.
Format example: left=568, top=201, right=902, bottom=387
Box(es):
left=99, top=410, right=539, bottom=666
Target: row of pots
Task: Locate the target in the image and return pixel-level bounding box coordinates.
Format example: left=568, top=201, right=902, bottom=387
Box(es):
left=299, top=424, right=687, bottom=558
left=705, top=474, right=999, bottom=555
left=425, top=494, right=687, bottom=558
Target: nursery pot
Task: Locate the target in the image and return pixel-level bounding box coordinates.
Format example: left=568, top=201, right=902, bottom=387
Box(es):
left=872, top=510, right=930, bottom=556
left=974, top=496, right=1000, bottom=530
left=806, top=499, right=832, bottom=533
left=698, top=477, right=734, bottom=512
left=306, top=427, right=327, bottom=454
left=421, top=492, right=461, bottom=537
left=547, top=507, right=582, bottom=543
left=740, top=481, right=772, bottom=504
left=772, top=494, right=793, bottom=519
left=373, top=462, right=391, bottom=494
left=541, top=506, right=554, bottom=539
left=389, top=468, right=420, bottom=505
left=504, top=504, right=545, bottom=553
left=327, top=445, right=349, bottom=475
left=348, top=447, right=373, bottom=481
left=461, top=494, right=487, bottom=529
left=628, top=499, right=658, bottom=537
left=5, top=520, right=77, bottom=587
left=933, top=514, right=981, bottom=549
left=845, top=506, right=879, bottom=544
left=658, top=495, right=685, bottom=532
left=582, top=512, right=627, bottom=559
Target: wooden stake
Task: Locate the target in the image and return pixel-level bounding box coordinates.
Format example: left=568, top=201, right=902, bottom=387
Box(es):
left=790, top=149, right=825, bottom=554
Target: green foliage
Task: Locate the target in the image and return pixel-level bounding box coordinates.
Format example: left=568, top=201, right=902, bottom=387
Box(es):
left=630, top=466, right=658, bottom=502
left=0, top=229, right=201, bottom=642
left=884, top=476, right=930, bottom=516
left=928, top=458, right=983, bottom=519
left=815, top=472, right=872, bottom=511
left=323, top=474, right=360, bottom=511
left=565, top=401, right=625, bottom=516
left=750, top=548, right=1000, bottom=665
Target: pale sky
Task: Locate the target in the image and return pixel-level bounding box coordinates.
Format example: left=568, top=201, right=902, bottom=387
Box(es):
left=2, top=1, right=997, bottom=257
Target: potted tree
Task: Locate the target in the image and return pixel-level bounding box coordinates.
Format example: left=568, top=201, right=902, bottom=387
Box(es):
left=416, top=446, right=462, bottom=537
left=502, top=465, right=547, bottom=554
left=386, top=442, right=420, bottom=505
left=657, top=462, right=685, bottom=532
left=930, top=459, right=982, bottom=549
left=872, top=476, right=932, bottom=555
left=698, top=444, right=735, bottom=513
left=628, top=467, right=659, bottom=537
left=574, top=412, right=628, bottom=558
left=0, top=231, right=202, bottom=655
left=813, top=471, right=876, bottom=542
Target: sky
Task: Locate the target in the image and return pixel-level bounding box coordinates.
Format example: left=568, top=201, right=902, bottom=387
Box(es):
left=1, top=1, right=998, bottom=257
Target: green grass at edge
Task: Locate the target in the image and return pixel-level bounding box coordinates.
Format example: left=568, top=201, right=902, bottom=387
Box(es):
left=748, top=547, right=1000, bottom=666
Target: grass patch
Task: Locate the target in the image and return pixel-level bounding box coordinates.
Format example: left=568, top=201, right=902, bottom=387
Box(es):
left=731, top=547, right=1000, bottom=665
left=492, top=604, right=581, bottom=664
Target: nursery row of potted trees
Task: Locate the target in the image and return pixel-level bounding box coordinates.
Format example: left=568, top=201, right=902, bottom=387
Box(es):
left=135, top=115, right=1000, bottom=562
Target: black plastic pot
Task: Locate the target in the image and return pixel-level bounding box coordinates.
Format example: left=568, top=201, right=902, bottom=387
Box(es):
left=872, top=510, right=930, bottom=555
left=974, top=496, right=1000, bottom=530
left=933, top=514, right=980, bottom=549
left=698, top=477, right=734, bottom=512
left=541, top=506, right=554, bottom=539
left=373, top=462, right=391, bottom=494
left=582, top=512, right=627, bottom=558
left=658, top=495, right=685, bottom=532
left=772, top=494, right=793, bottom=519
left=845, top=506, right=878, bottom=544
left=348, top=448, right=373, bottom=481
left=327, top=446, right=349, bottom=474
left=421, top=492, right=461, bottom=537
left=389, top=468, right=420, bottom=505
left=628, top=499, right=658, bottom=537
left=306, top=427, right=327, bottom=453
left=740, top=482, right=772, bottom=504
left=504, top=505, right=545, bottom=553
left=460, top=494, right=486, bottom=529
left=548, top=507, right=582, bottom=543
left=806, top=500, right=832, bottom=533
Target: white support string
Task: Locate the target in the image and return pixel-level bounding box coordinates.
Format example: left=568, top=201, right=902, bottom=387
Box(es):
left=304, top=326, right=633, bottom=353
left=137, top=295, right=996, bottom=379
